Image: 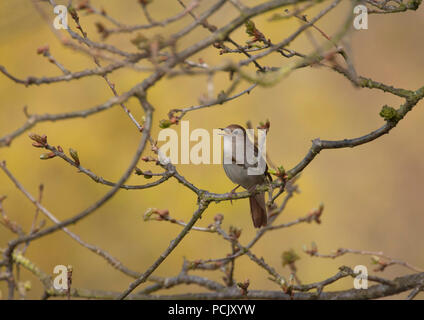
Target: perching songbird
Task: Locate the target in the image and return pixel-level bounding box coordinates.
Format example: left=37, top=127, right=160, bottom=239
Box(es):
left=220, top=124, right=271, bottom=228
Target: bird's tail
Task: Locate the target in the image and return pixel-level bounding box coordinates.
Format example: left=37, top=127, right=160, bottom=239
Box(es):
left=249, top=192, right=267, bottom=228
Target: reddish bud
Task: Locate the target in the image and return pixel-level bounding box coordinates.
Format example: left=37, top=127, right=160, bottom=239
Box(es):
left=156, top=209, right=169, bottom=219
left=32, top=142, right=45, bottom=148
left=77, top=0, right=89, bottom=10
left=36, top=45, right=49, bottom=55
left=40, top=152, right=56, bottom=160
left=29, top=133, right=47, bottom=145
left=214, top=214, right=224, bottom=223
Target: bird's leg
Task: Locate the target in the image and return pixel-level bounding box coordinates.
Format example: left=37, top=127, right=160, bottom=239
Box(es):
left=231, top=185, right=241, bottom=193
left=247, top=185, right=257, bottom=194
left=228, top=185, right=241, bottom=205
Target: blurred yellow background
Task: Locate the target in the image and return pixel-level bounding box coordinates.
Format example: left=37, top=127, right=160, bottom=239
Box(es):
left=0, top=0, right=423, bottom=299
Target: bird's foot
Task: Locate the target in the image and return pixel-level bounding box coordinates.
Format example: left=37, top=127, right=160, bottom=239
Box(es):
left=227, top=185, right=241, bottom=205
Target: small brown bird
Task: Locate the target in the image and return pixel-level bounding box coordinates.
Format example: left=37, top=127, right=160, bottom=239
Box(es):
left=220, top=124, right=271, bottom=228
